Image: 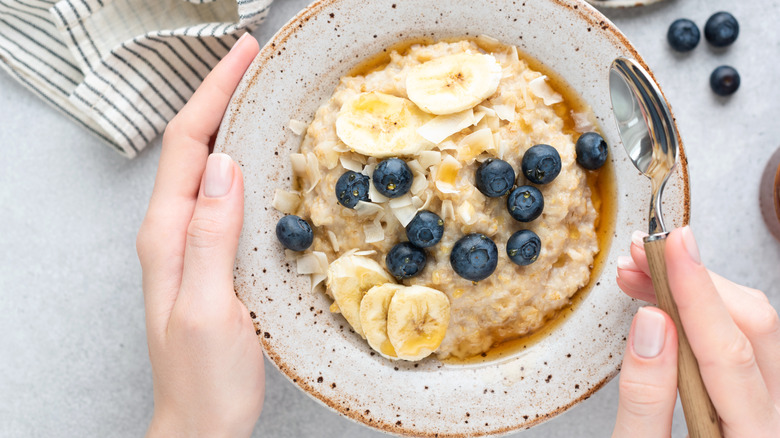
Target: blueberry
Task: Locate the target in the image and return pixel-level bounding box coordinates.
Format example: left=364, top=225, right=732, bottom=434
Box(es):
left=667, top=19, right=700, bottom=52
left=475, top=158, right=515, bottom=197
left=507, top=185, right=544, bottom=222
left=405, top=210, right=444, bottom=248
left=275, top=215, right=313, bottom=251
left=704, top=12, right=739, bottom=47
left=373, top=158, right=412, bottom=198
left=710, top=66, right=740, bottom=96
left=521, top=144, right=561, bottom=185
left=575, top=132, right=609, bottom=170
left=335, top=170, right=370, bottom=208
left=506, top=229, right=541, bottom=266
left=386, top=242, right=427, bottom=280
left=450, top=233, right=498, bottom=282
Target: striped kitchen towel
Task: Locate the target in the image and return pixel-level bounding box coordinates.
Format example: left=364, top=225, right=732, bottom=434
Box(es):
left=0, top=0, right=273, bottom=158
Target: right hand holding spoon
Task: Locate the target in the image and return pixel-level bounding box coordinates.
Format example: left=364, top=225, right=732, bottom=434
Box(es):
left=611, top=226, right=780, bottom=437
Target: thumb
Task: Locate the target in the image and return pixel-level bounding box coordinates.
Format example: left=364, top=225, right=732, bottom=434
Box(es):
left=178, top=153, right=244, bottom=309
left=613, top=307, right=679, bottom=438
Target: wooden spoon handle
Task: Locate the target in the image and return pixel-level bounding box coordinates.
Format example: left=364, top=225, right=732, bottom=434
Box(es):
left=644, top=235, right=722, bottom=438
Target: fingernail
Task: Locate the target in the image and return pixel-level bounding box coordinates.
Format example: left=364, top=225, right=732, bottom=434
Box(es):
left=230, top=32, right=250, bottom=53
left=617, top=255, right=633, bottom=270
left=681, top=226, right=701, bottom=264
left=633, top=307, right=666, bottom=359
left=204, top=153, right=234, bottom=198
left=631, top=230, right=647, bottom=247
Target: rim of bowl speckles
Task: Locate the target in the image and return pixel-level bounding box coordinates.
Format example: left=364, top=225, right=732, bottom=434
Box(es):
left=214, top=0, right=690, bottom=436
left=585, top=0, right=668, bottom=8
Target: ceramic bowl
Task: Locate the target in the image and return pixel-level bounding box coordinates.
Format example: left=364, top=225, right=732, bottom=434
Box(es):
left=214, top=0, right=690, bottom=436
left=585, top=0, right=668, bottom=8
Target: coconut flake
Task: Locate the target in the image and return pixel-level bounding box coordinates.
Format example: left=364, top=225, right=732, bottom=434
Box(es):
left=332, top=141, right=350, bottom=153
left=418, top=192, right=433, bottom=212
left=411, top=195, right=424, bottom=209
left=418, top=151, right=441, bottom=169
left=327, top=230, right=340, bottom=252
left=407, top=160, right=424, bottom=175
left=411, top=172, right=428, bottom=195
left=441, top=200, right=455, bottom=221
left=364, top=219, right=385, bottom=243
left=339, top=156, right=363, bottom=173
left=497, top=139, right=512, bottom=160
left=310, top=274, right=327, bottom=293
left=492, top=103, right=516, bottom=122
left=355, top=201, right=385, bottom=217
left=438, top=140, right=458, bottom=151
left=388, top=195, right=413, bottom=209
left=388, top=194, right=417, bottom=226
left=529, top=75, right=563, bottom=105
left=457, top=201, right=477, bottom=225
left=458, top=128, right=495, bottom=161
left=304, top=152, right=321, bottom=193
left=434, top=155, right=462, bottom=194
left=272, top=189, right=301, bottom=214
left=572, top=111, right=596, bottom=133
left=289, top=153, right=307, bottom=175
left=353, top=249, right=377, bottom=256
left=289, top=119, right=308, bottom=135
left=297, top=251, right=328, bottom=275
left=417, top=109, right=475, bottom=144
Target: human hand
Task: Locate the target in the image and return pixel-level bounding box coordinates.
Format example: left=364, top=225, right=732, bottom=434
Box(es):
left=135, top=34, right=264, bottom=438
left=612, top=226, right=780, bottom=437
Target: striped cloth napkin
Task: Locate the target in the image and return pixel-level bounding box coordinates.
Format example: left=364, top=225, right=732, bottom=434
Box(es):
left=0, top=0, right=273, bottom=158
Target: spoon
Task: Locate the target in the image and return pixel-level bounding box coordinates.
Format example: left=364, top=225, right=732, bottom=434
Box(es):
left=609, top=57, right=722, bottom=438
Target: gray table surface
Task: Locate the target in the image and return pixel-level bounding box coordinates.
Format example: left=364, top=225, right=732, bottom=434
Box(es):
left=2, top=0, right=779, bottom=436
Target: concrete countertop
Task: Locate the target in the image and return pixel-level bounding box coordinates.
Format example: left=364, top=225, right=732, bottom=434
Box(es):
left=2, top=0, right=778, bottom=436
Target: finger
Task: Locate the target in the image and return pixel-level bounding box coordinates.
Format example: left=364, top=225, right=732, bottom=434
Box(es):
left=629, top=230, right=650, bottom=275
left=613, top=307, right=678, bottom=438
left=616, top=269, right=656, bottom=303
left=628, top=239, right=780, bottom=401
left=665, top=227, right=780, bottom=433
left=177, top=153, right=244, bottom=312
left=137, top=35, right=258, bottom=331
left=139, top=34, right=258, bottom=272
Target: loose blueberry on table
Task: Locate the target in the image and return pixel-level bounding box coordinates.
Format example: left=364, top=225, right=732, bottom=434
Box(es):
left=704, top=11, right=739, bottom=48
left=506, top=229, right=542, bottom=266
left=450, top=233, right=499, bottom=282
left=406, top=210, right=444, bottom=248
left=575, top=132, right=609, bottom=170
left=373, top=158, right=413, bottom=198
left=667, top=18, right=700, bottom=52
left=275, top=215, right=314, bottom=251
left=475, top=158, right=515, bottom=197
left=710, top=66, right=740, bottom=96
left=521, top=144, right=562, bottom=185
left=386, top=242, right=427, bottom=280
left=507, top=185, right=544, bottom=223
left=335, top=170, right=370, bottom=208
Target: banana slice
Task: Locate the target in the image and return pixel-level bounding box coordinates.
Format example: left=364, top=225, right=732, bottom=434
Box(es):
left=359, top=283, right=404, bottom=359
left=335, top=91, right=433, bottom=158
left=326, top=254, right=393, bottom=338
left=387, top=285, right=451, bottom=361
left=406, top=53, right=502, bottom=115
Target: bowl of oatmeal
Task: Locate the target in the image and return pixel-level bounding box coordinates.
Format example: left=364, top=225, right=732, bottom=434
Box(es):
left=214, top=0, right=689, bottom=436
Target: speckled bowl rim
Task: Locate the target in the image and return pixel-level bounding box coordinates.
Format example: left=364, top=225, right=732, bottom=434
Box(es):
left=217, top=0, right=691, bottom=436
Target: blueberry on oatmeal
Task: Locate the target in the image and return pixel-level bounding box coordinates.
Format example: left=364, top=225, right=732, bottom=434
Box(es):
left=276, top=215, right=314, bottom=251
left=406, top=210, right=444, bottom=248
left=450, top=233, right=498, bottom=282
left=335, top=170, right=370, bottom=208
left=373, top=158, right=413, bottom=198
left=475, top=158, right=515, bottom=197
left=386, top=242, right=427, bottom=280
left=521, top=144, right=561, bottom=185
left=506, top=229, right=541, bottom=266
left=507, top=185, right=544, bottom=222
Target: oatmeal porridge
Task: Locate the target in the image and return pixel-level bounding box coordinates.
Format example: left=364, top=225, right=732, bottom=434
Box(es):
left=273, top=37, right=608, bottom=361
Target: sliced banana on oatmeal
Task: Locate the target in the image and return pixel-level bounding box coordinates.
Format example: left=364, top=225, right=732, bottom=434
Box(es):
left=386, top=285, right=451, bottom=361
left=335, top=91, right=434, bottom=158
left=359, top=283, right=404, bottom=359
left=326, top=254, right=393, bottom=338
left=406, top=53, right=503, bottom=115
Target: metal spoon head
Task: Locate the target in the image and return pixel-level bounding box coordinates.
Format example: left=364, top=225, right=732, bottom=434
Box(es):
left=609, top=58, right=679, bottom=235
